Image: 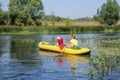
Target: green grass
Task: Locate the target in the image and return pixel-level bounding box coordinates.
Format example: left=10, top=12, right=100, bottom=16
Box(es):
left=0, top=25, right=120, bottom=34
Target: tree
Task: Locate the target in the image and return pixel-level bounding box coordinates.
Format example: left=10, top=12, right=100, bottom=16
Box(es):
left=0, top=2, right=9, bottom=25
left=0, top=11, right=9, bottom=25
left=0, top=2, right=4, bottom=24
left=0, top=9, right=4, bottom=24
left=50, top=12, right=56, bottom=26
left=9, top=0, right=44, bottom=26
left=96, top=0, right=120, bottom=25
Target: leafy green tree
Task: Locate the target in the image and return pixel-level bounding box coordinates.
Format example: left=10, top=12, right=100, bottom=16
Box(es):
left=9, top=0, right=44, bottom=26
left=0, top=9, right=4, bottom=24
left=0, top=12, right=9, bottom=25
left=0, top=2, right=4, bottom=24
left=3, top=11, right=10, bottom=25
left=97, top=0, right=120, bottom=25
left=0, top=3, right=9, bottom=25
left=27, top=16, right=35, bottom=26
left=50, top=12, right=56, bottom=26
left=35, top=19, right=42, bottom=26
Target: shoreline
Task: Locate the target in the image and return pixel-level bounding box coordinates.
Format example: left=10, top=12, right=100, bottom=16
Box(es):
left=0, top=25, right=120, bottom=35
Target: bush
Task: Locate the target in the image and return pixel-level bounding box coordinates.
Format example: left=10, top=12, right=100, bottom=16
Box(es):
left=35, top=19, right=42, bottom=26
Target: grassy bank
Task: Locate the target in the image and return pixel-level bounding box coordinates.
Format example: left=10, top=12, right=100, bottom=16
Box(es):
left=0, top=25, right=120, bottom=34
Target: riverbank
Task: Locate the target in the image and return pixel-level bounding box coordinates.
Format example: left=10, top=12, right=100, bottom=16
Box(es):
left=0, top=25, right=120, bottom=34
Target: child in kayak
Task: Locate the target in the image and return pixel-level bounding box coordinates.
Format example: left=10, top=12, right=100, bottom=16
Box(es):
left=56, top=37, right=65, bottom=50
left=65, top=34, right=78, bottom=49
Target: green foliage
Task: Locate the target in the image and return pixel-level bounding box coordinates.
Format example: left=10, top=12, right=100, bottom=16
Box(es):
left=96, top=0, right=120, bottom=25
left=0, top=9, right=4, bottom=24
left=15, top=18, right=24, bottom=26
left=50, top=12, right=56, bottom=25
left=27, top=16, right=35, bottom=26
left=9, top=0, right=44, bottom=26
left=15, top=9, right=28, bottom=26
left=75, top=17, right=92, bottom=21
left=65, top=17, right=72, bottom=26
left=42, top=14, right=64, bottom=22
left=0, top=25, right=120, bottom=34
left=4, top=12, right=10, bottom=25
left=35, top=19, right=42, bottom=26
left=0, top=9, right=9, bottom=25
left=0, top=3, right=10, bottom=25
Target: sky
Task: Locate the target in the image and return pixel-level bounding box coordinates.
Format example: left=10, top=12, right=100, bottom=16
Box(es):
left=1, top=0, right=120, bottom=19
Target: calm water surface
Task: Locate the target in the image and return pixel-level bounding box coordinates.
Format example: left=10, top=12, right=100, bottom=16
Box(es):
left=0, top=33, right=120, bottom=80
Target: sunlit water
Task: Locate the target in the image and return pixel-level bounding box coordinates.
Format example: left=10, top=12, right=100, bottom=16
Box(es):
left=0, top=33, right=120, bottom=80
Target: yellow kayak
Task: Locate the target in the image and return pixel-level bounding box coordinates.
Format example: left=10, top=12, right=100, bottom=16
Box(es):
left=38, top=42, right=91, bottom=55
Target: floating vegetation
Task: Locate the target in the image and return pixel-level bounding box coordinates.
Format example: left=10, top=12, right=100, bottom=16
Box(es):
left=88, top=36, right=120, bottom=80
left=89, top=51, right=120, bottom=80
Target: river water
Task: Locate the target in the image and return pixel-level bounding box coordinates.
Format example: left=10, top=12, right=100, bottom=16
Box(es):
left=0, top=33, right=120, bottom=80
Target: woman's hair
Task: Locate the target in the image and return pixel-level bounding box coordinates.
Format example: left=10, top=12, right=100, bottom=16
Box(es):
left=71, top=34, right=76, bottom=39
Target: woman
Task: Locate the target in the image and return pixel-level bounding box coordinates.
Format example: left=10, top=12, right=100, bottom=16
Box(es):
left=66, top=34, right=78, bottom=49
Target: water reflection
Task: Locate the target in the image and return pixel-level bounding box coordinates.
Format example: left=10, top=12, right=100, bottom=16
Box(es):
left=66, top=55, right=90, bottom=76
left=38, top=50, right=65, bottom=67
left=10, top=39, right=39, bottom=66
left=0, top=35, right=11, bottom=57
left=38, top=50, right=90, bottom=77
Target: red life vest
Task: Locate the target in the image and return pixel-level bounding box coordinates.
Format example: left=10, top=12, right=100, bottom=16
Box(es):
left=57, top=37, right=63, bottom=46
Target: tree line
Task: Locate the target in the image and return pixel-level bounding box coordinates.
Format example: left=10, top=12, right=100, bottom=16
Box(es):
left=0, top=0, right=120, bottom=26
